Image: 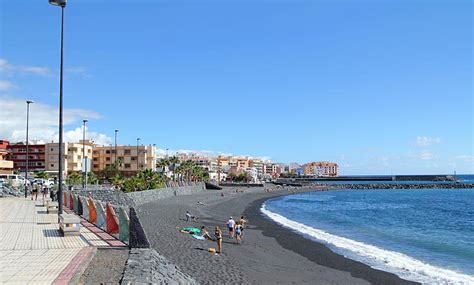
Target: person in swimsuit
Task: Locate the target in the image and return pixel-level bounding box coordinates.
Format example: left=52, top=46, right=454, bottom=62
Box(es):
left=239, top=216, right=247, bottom=237
left=214, top=226, right=223, bottom=254
left=235, top=222, right=243, bottom=244
left=200, top=226, right=213, bottom=240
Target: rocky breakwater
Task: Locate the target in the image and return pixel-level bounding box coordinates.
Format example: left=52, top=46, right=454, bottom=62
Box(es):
left=321, top=183, right=474, bottom=190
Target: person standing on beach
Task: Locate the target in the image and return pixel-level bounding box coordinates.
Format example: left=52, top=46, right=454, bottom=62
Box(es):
left=227, top=217, right=236, bottom=238
left=214, top=226, right=223, bottom=254
left=239, top=216, right=247, bottom=237
left=235, top=222, right=243, bottom=244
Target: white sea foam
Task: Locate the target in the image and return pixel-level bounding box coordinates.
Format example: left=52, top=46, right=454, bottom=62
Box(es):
left=261, top=204, right=474, bottom=285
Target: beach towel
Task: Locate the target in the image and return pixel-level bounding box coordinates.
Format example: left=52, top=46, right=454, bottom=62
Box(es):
left=180, top=227, right=202, bottom=235
left=192, top=235, right=205, bottom=240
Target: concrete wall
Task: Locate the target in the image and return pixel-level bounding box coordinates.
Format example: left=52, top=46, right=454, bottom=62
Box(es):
left=126, top=183, right=205, bottom=206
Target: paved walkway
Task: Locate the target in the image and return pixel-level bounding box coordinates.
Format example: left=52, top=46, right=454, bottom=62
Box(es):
left=0, top=197, right=124, bottom=284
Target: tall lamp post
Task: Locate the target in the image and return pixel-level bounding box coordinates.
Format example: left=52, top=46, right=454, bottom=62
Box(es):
left=82, top=120, right=88, bottom=190
left=49, top=0, right=66, bottom=215
left=114, top=129, right=119, bottom=166
left=136, top=138, right=141, bottom=171
left=25, top=100, right=34, bottom=198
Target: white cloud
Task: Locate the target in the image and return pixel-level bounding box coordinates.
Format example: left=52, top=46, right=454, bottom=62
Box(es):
left=0, top=58, right=50, bottom=76
left=154, top=148, right=271, bottom=161
left=62, top=127, right=112, bottom=146
left=416, top=136, right=441, bottom=147
left=419, top=150, right=434, bottom=160
left=455, top=155, right=474, bottom=163
left=0, top=80, right=17, bottom=91
left=0, top=95, right=110, bottom=144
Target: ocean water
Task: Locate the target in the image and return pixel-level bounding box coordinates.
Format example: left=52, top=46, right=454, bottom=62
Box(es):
left=262, top=188, right=474, bottom=284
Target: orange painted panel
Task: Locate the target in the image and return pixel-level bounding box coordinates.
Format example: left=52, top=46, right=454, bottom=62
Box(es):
left=69, top=193, right=74, bottom=210
left=88, top=198, right=97, bottom=223
left=105, top=203, right=119, bottom=234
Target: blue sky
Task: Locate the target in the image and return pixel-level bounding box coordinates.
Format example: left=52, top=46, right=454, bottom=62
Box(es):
left=1, top=0, right=472, bottom=175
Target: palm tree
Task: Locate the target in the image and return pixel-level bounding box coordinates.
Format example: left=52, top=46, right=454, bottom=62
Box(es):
left=36, top=171, right=49, bottom=180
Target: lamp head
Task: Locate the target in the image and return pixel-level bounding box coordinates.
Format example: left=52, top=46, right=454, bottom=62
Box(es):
left=115, top=129, right=119, bottom=133
left=49, top=0, right=66, bottom=7
left=83, top=119, right=88, bottom=123
left=26, top=100, right=34, bottom=104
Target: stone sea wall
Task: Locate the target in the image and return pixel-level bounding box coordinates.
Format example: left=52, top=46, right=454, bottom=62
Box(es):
left=125, top=183, right=206, bottom=206
left=70, top=182, right=206, bottom=207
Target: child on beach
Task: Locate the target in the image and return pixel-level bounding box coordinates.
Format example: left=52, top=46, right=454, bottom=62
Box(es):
left=186, top=211, right=197, bottom=222
left=214, top=226, right=223, bottom=254
left=227, top=217, right=236, bottom=238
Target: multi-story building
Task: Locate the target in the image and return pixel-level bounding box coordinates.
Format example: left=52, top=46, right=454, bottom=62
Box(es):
left=303, top=161, right=339, bottom=177
left=0, top=140, right=14, bottom=174
left=249, top=159, right=265, bottom=176
left=217, top=155, right=230, bottom=170
left=6, top=141, right=46, bottom=173
left=92, top=144, right=156, bottom=176
left=264, top=163, right=282, bottom=178
left=191, top=156, right=217, bottom=172
left=45, top=142, right=93, bottom=176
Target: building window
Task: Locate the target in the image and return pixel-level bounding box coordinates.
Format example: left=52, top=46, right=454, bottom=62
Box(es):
left=106, top=157, right=111, bottom=161
left=124, top=164, right=131, bottom=169
left=124, top=149, right=131, bottom=155
left=131, top=157, right=137, bottom=161
left=93, top=158, right=98, bottom=161
left=105, top=150, right=111, bottom=154
left=93, top=164, right=99, bottom=168
left=50, top=164, right=54, bottom=167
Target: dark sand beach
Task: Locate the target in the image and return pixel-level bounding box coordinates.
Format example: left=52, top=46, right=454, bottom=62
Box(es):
left=137, top=186, right=418, bottom=284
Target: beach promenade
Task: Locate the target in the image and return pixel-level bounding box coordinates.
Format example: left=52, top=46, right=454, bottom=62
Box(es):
left=0, top=197, right=122, bottom=284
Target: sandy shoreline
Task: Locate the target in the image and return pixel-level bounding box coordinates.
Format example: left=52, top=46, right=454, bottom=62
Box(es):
left=137, top=186, right=418, bottom=284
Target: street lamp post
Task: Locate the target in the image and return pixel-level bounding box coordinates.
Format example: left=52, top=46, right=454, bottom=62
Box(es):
left=114, top=129, right=119, bottom=167
left=82, top=120, right=88, bottom=190
left=136, top=138, right=140, bottom=171
left=49, top=0, right=66, bottom=215
left=25, top=100, right=34, bottom=198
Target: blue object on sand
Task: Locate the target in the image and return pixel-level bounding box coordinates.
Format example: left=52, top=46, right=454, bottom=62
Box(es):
left=193, top=235, right=205, bottom=240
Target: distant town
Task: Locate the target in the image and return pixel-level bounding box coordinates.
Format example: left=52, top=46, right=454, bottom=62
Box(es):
left=0, top=139, right=339, bottom=184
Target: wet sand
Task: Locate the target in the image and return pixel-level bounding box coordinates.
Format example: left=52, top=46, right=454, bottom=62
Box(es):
left=137, top=186, right=418, bottom=284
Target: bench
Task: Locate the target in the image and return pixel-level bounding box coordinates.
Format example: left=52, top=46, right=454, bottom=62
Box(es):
left=59, top=213, right=81, bottom=236
left=47, top=201, right=59, bottom=214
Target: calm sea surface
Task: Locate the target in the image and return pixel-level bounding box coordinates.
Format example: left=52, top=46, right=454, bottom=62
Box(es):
left=263, top=185, right=474, bottom=284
